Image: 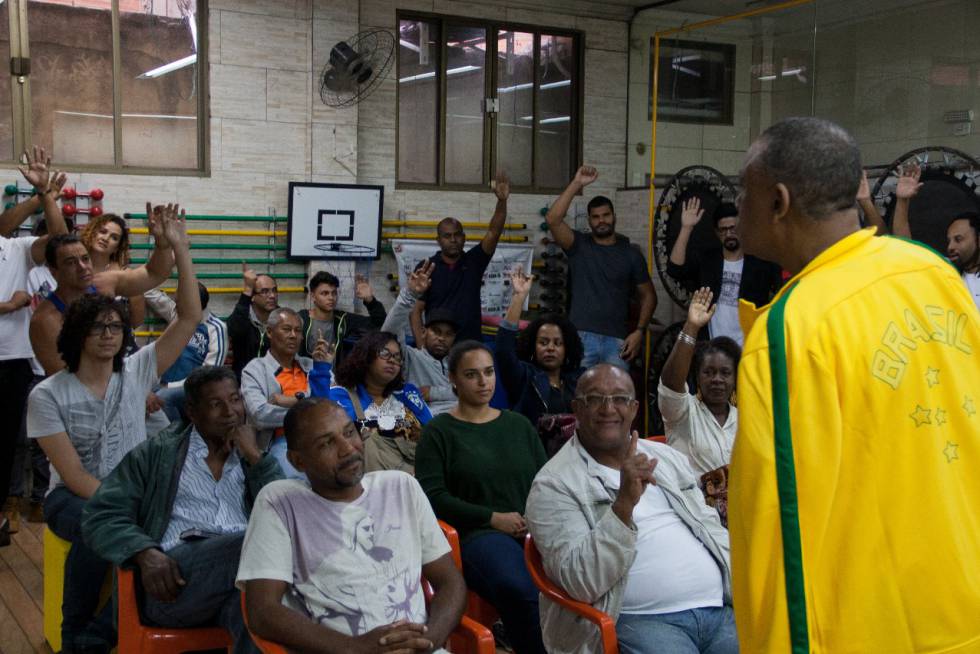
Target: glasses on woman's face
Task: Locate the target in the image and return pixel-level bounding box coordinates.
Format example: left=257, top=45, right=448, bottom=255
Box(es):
left=376, top=348, right=403, bottom=365
left=88, top=321, right=125, bottom=336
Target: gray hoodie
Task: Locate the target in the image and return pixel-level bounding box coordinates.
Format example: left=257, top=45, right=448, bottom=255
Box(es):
left=381, top=287, right=456, bottom=415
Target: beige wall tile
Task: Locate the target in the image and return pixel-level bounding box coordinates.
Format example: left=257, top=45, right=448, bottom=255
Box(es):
left=210, top=64, right=267, bottom=121
left=221, top=120, right=310, bottom=176
left=268, top=71, right=311, bottom=124
left=584, top=49, right=628, bottom=100
left=212, top=0, right=312, bottom=20
left=220, top=11, right=310, bottom=73
left=578, top=17, right=627, bottom=53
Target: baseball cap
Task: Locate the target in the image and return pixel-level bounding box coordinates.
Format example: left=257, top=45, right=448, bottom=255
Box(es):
left=425, top=308, right=460, bottom=331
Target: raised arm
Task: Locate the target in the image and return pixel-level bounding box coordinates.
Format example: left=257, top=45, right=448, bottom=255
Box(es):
left=857, top=171, right=887, bottom=235
left=545, top=166, right=598, bottom=251
left=480, top=171, right=510, bottom=255
left=661, top=287, right=715, bottom=393
left=99, top=203, right=175, bottom=297
left=892, top=164, right=922, bottom=239
left=382, top=261, right=433, bottom=346
left=19, top=147, right=69, bottom=263
left=496, top=270, right=533, bottom=401
left=409, top=298, right=426, bottom=347
left=152, top=206, right=202, bottom=374
left=668, top=197, right=704, bottom=277
left=344, top=273, right=388, bottom=337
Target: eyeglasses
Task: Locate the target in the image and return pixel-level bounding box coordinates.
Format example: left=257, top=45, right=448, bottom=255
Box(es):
left=89, top=321, right=125, bottom=336
left=376, top=349, right=403, bottom=364
left=255, top=287, right=278, bottom=296
left=574, top=394, right=636, bottom=410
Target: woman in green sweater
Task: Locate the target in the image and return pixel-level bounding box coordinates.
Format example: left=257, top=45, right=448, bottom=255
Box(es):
left=416, top=340, right=547, bottom=654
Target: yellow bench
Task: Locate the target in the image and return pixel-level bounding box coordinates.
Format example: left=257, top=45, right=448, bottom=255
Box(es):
left=43, top=527, right=111, bottom=652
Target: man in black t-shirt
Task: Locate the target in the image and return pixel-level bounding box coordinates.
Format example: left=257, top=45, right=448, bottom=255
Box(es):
left=410, top=173, right=510, bottom=343
left=546, top=166, right=657, bottom=370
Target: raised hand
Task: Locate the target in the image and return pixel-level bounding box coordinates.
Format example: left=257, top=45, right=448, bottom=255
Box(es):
left=242, top=261, right=257, bottom=291
left=493, top=170, right=510, bottom=201
left=146, top=202, right=170, bottom=249
left=407, top=260, right=434, bottom=296
left=509, top=267, right=532, bottom=297
left=490, top=511, right=528, bottom=538
left=160, top=205, right=189, bottom=251
left=355, top=273, right=375, bottom=303
left=18, top=145, right=52, bottom=193
left=573, top=165, right=599, bottom=187
left=896, top=164, right=923, bottom=200
left=312, top=329, right=336, bottom=364
left=50, top=171, right=69, bottom=199
left=680, top=197, right=704, bottom=228
left=686, top=286, right=716, bottom=329
left=612, top=430, right=657, bottom=526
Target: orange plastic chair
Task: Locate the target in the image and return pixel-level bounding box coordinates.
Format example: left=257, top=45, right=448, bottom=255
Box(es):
left=648, top=435, right=667, bottom=443
left=437, top=520, right=500, bottom=628
left=524, top=535, right=619, bottom=654
left=116, top=567, right=233, bottom=653
left=241, top=584, right=495, bottom=653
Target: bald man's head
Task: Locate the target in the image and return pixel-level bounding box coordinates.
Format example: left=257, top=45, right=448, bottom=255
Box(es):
left=573, top=364, right=639, bottom=459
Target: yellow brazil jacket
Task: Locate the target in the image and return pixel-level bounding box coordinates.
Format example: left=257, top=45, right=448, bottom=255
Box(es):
left=730, top=228, right=980, bottom=654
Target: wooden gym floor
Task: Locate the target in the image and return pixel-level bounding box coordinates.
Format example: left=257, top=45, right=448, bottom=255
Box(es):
left=1, top=517, right=52, bottom=654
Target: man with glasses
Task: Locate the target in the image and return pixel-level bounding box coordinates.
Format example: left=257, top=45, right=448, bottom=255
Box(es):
left=229, top=264, right=280, bottom=378
left=241, top=307, right=313, bottom=479
left=26, top=211, right=201, bottom=654
left=409, top=172, right=510, bottom=344
left=526, top=364, right=735, bottom=654
left=667, top=200, right=782, bottom=346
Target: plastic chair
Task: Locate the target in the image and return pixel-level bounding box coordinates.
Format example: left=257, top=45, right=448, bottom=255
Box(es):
left=43, top=527, right=112, bottom=652
left=117, top=567, right=233, bottom=653
left=648, top=435, right=667, bottom=443
left=437, top=520, right=500, bottom=627
left=241, top=585, right=495, bottom=653
left=524, top=535, right=619, bottom=654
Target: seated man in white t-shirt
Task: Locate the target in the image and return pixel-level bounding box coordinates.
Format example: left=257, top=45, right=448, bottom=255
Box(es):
left=236, top=397, right=466, bottom=653
left=526, top=365, right=736, bottom=654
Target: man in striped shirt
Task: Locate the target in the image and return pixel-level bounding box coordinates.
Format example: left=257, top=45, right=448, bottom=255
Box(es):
left=82, top=366, right=283, bottom=654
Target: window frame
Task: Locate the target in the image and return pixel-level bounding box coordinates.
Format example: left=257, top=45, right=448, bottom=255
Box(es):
left=395, top=11, right=583, bottom=195
left=3, top=0, right=210, bottom=176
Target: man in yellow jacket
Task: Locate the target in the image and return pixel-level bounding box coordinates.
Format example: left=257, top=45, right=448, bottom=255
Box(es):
left=730, top=116, right=980, bottom=654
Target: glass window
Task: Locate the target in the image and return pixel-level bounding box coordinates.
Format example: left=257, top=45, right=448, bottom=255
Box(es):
left=5, top=0, right=207, bottom=172
left=28, top=0, right=115, bottom=165
left=444, top=24, right=486, bottom=185
left=119, top=1, right=200, bottom=168
left=536, top=34, right=576, bottom=189
left=396, top=13, right=581, bottom=192
left=496, top=30, right=534, bottom=187
left=397, top=18, right=439, bottom=184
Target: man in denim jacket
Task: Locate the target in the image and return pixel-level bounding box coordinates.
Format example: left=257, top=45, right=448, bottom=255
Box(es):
left=526, top=364, right=735, bottom=654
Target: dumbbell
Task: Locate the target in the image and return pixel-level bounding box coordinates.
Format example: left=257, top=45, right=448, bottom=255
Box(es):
left=62, top=187, right=105, bottom=201
left=540, top=292, right=566, bottom=303
left=539, top=278, right=565, bottom=289
left=62, top=204, right=103, bottom=218
left=4, top=184, right=35, bottom=198
left=540, top=250, right=565, bottom=260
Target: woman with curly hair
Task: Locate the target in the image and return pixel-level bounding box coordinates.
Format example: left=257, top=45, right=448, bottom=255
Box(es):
left=79, top=213, right=145, bottom=327
left=309, top=330, right=431, bottom=473
left=659, top=286, right=740, bottom=476
left=496, top=270, right=584, bottom=450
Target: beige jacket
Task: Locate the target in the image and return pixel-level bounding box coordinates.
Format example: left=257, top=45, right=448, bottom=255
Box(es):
left=525, top=435, right=731, bottom=654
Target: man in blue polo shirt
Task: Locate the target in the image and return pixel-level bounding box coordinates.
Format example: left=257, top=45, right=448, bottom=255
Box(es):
left=410, top=173, right=510, bottom=343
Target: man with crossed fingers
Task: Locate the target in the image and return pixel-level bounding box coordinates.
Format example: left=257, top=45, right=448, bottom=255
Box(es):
left=526, top=364, right=735, bottom=654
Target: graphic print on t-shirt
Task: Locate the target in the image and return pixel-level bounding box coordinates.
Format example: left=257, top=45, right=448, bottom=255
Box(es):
left=709, top=258, right=744, bottom=345
left=293, top=502, right=419, bottom=635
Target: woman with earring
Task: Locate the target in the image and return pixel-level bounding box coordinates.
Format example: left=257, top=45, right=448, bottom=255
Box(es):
left=659, top=287, right=741, bottom=477
left=416, top=341, right=547, bottom=654
left=80, top=213, right=145, bottom=327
